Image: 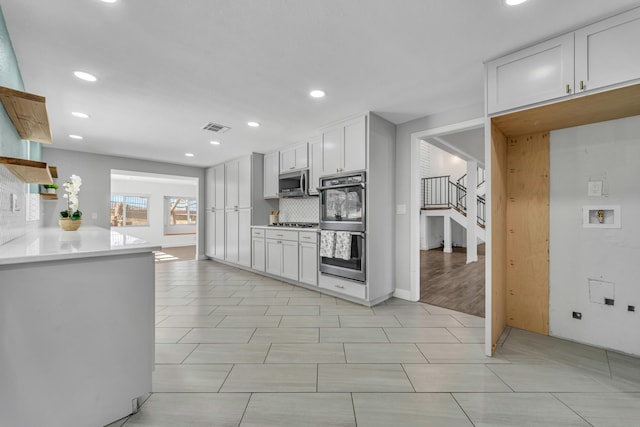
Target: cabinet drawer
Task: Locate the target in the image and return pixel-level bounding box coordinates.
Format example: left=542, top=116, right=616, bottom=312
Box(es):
left=251, top=228, right=265, bottom=238
left=266, top=229, right=298, bottom=241
left=298, top=231, right=318, bottom=243
left=319, top=275, right=366, bottom=300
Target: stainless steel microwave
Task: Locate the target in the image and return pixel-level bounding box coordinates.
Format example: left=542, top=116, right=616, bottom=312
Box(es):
left=279, top=170, right=309, bottom=198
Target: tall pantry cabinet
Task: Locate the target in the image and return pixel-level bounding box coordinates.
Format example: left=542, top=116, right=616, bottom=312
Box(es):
left=205, top=153, right=276, bottom=267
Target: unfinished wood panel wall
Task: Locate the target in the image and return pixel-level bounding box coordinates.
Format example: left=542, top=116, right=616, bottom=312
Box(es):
left=506, top=132, right=549, bottom=335
left=490, top=123, right=508, bottom=352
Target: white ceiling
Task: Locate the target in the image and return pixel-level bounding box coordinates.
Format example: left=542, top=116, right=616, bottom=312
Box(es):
left=3, top=0, right=640, bottom=167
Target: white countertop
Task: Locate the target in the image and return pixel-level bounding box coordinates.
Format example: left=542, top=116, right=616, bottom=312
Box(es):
left=0, top=226, right=161, bottom=266
left=251, top=225, right=319, bottom=231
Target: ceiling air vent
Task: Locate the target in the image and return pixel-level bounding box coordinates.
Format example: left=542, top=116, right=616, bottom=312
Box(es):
left=201, top=122, right=231, bottom=133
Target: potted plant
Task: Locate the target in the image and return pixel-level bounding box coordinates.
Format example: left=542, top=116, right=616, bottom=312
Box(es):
left=59, top=174, right=83, bottom=231
left=43, top=183, right=58, bottom=194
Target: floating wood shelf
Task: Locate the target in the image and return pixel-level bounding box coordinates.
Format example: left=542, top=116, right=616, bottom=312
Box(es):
left=40, top=193, right=58, bottom=200
left=0, top=156, right=53, bottom=184
left=48, top=166, right=58, bottom=179
left=0, top=86, right=52, bottom=144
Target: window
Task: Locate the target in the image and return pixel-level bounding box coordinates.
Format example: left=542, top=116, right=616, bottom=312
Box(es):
left=110, top=195, right=149, bottom=227
left=164, top=196, right=197, bottom=235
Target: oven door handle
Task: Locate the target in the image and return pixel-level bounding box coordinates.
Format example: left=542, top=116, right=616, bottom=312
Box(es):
left=316, top=183, right=365, bottom=191
left=349, top=232, right=365, bottom=238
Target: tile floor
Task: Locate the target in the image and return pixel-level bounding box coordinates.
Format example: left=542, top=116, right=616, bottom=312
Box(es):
left=110, top=260, right=640, bottom=426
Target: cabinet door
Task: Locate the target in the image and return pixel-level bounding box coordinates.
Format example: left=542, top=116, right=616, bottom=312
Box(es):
left=213, top=211, right=225, bottom=260
left=294, top=143, right=308, bottom=169
left=309, top=135, right=323, bottom=195
left=322, top=126, right=343, bottom=175
left=214, top=164, right=225, bottom=210
left=205, top=168, right=216, bottom=257
left=238, top=155, right=251, bottom=208
left=575, top=8, right=640, bottom=93
left=225, top=210, right=239, bottom=263
left=263, top=152, right=280, bottom=199
left=265, top=239, right=282, bottom=276
left=281, top=240, right=299, bottom=281
left=252, top=237, right=265, bottom=271
left=280, top=149, right=296, bottom=172
left=225, top=160, right=239, bottom=209
left=343, top=116, right=366, bottom=172
left=238, top=209, right=251, bottom=267
left=299, top=242, right=318, bottom=286
left=486, top=33, right=574, bottom=114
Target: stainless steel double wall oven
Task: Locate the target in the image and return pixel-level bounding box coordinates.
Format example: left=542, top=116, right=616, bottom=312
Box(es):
left=317, top=171, right=366, bottom=282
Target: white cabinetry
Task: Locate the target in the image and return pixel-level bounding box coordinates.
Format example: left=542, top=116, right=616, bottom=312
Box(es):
left=321, top=115, right=367, bottom=175
left=251, top=229, right=265, bottom=272
left=487, top=7, right=640, bottom=115
left=263, top=152, right=279, bottom=199
left=486, top=34, right=574, bottom=115
left=265, top=238, right=282, bottom=276
left=225, top=155, right=255, bottom=267
left=265, top=229, right=299, bottom=281
left=298, top=231, right=318, bottom=286
left=205, top=164, right=225, bottom=260
left=575, top=7, right=640, bottom=93
left=308, top=135, right=323, bottom=195
left=280, top=142, right=308, bottom=172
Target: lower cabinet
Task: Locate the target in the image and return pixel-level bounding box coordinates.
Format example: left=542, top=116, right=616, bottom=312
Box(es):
left=298, top=242, right=318, bottom=286
left=251, top=236, right=265, bottom=272
left=265, top=238, right=299, bottom=281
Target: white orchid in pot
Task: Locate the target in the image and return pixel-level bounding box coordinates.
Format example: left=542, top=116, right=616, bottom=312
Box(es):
left=59, top=174, right=83, bottom=230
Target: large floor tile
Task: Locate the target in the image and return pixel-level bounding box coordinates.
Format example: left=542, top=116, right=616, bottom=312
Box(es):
left=265, top=343, right=346, bottom=363
left=418, top=343, right=509, bottom=363
left=217, top=315, right=282, bottom=328
left=372, top=304, right=431, bottom=315
left=187, top=297, right=243, bottom=306
left=183, top=343, right=270, bottom=364
left=179, top=327, right=255, bottom=344
left=240, top=393, right=355, bottom=427
left=239, top=297, right=290, bottom=306
left=608, top=351, right=640, bottom=385
left=403, top=364, right=512, bottom=392
left=345, top=343, right=427, bottom=363
left=447, top=327, right=485, bottom=343
left=152, top=364, right=232, bottom=392
left=210, top=305, right=269, bottom=315
left=488, top=363, right=618, bottom=392
left=554, top=392, right=640, bottom=427
left=288, top=297, right=338, bottom=306
left=156, top=305, right=217, bottom=316
left=455, top=392, right=589, bottom=427
left=221, top=364, right=317, bottom=392
left=384, top=327, right=459, bottom=343
left=339, top=315, right=402, bottom=327
left=125, top=393, right=250, bottom=427
left=276, top=290, right=323, bottom=298
left=451, top=314, right=485, bottom=327
left=279, top=315, right=340, bottom=327
left=318, top=364, right=414, bottom=392
left=353, top=393, right=473, bottom=427
left=231, top=290, right=279, bottom=298
left=250, top=327, right=319, bottom=343
left=395, top=314, right=464, bottom=327
left=320, top=327, right=389, bottom=343
left=154, top=343, right=198, bottom=364
left=155, top=327, right=191, bottom=343
left=320, top=305, right=375, bottom=315
left=265, top=305, right=320, bottom=316
left=156, top=315, right=225, bottom=328
left=155, top=297, right=195, bottom=306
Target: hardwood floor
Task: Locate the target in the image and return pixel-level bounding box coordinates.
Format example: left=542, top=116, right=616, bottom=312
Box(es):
left=420, top=245, right=485, bottom=317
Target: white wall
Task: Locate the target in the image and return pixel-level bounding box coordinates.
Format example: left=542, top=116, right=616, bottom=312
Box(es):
left=111, top=174, right=197, bottom=248
left=427, top=143, right=468, bottom=181
left=395, top=103, right=484, bottom=294
left=421, top=215, right=466, bottom=250
left=549, top=115, right=640, bottom=356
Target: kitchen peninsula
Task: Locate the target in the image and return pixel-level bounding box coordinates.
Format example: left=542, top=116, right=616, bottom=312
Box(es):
left=0, top=226, right=159, bottom=427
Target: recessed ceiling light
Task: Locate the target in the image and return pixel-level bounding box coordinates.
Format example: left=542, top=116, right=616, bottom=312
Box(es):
left=247, top=121, right=260, bottom=127
left=505, top=0, right=527, bottom=5
left=310, top=90, right=326, bottom=98
left=69, top=134, right=84, bottom=140
left=101, top=0, right=118, bottom=3
left=71, top=112, right=90, bottom=118
left=210, top=140, right=221, bottom=145
left=185, top=152, right=195, bottom=157
left=73, top=71, right=97, bottom=82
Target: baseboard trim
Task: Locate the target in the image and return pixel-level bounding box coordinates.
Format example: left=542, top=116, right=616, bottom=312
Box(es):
left=393, top=288, right=415, bottom=301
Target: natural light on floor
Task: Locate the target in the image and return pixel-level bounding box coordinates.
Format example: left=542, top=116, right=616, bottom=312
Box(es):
left=153, top=251, right=179, bottom=262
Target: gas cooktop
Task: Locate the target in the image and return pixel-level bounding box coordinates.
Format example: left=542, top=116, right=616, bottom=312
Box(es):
left=269, top=222, right=318, bottom=228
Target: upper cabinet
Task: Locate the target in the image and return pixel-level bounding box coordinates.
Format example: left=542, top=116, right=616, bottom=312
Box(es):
left=487, top=7, right=640, bottom=115
left=263, top=152, right=279, bottom=199
left=225, top=155, right=251, bottom=208
left=320, top=115, right=367, bottom=175
left=280, top=142, right=308, bottom=172
left=308, top=134, right=323, bottom=195
left=486, top=34, right=574, bottom=115
left=0, top=86, right=53, bottom=145
left=575, top=7, right=640, bottom=93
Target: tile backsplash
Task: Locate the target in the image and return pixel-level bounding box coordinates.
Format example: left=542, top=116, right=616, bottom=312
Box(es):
left=0, top=165, right=26, bottom=245
left=278, top=197, right=319, bottom=223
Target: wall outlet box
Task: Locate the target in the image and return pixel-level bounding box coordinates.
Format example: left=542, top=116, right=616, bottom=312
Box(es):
left=587, top=180, right=603, bottom=197
left=572, top=311, right=582, bottom=320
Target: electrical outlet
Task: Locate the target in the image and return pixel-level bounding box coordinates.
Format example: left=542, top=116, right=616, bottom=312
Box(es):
left=604, top=298, right=614, bottom=306
left=572, top=311, right=582, bottom=320
left=629, top=305, right=635, bottom=312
